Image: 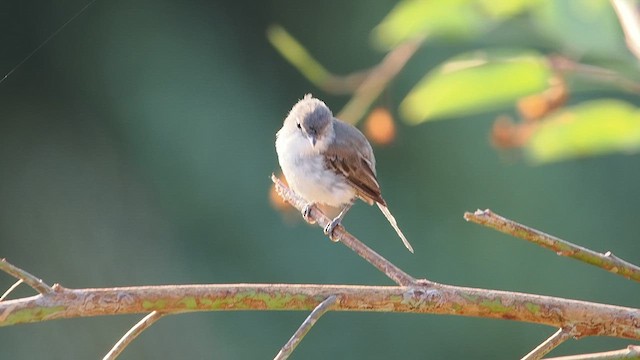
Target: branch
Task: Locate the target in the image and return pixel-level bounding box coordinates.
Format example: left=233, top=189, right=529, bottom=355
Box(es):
left=337, top=35, right=426, bottom=124
left=611, top=0, right=640, bottom=61
left=266, top=25, right=426, bottom=123
left=1, top=279, right=639, bottom=341
left=521, top=328, right=573, bottom=360
left=464, top=209, right=640, bottom=282
left=274, top=295, right=337, bottom=360
left=103, top=311, right=165, bottom=360
left=544, top=345, right=640, bottom=360
left=266, top=25, right=364, bottom=95
left=1, top=279, right=24, bottom=301
left=0, top=258, right=52, bottom=294
left=549, top=55, right=640, bottom=94
left=2, top=197, right=640, bottom=357
left=271, top=174, right=419, bottom=286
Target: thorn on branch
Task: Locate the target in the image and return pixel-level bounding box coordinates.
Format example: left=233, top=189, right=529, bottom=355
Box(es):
left=604, top=251, right=622, bottom=262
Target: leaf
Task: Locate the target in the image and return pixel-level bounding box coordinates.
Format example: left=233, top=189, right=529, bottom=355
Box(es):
left=371, top=0, right=543, bottom=49
left=527, top=100, right=640, bottom=163
left=400, top=50, right=553, bottom=123
left=371, top=0, right=485, bottom=49
left=530, top=1, right=627, bottom=58
left=477, top=0, right=543, bottom=20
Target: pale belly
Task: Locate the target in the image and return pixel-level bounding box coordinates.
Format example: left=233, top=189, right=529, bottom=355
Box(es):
left=276, top=136, right=355, bottom=207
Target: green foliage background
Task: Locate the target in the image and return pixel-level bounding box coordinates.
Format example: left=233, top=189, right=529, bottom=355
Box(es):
left=0, top=0, right=638, bottom=358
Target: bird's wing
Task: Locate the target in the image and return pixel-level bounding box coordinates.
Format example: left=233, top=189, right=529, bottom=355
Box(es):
left=323, top=120, right=386, bottom=206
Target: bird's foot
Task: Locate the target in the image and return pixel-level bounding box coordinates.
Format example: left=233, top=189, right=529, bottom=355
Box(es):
left=301, top=203, right=316, bottom=224
left=324, top=217, right=341, bottom=242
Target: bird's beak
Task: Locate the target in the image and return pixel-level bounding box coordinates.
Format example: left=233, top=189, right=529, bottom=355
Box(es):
left=308, top=135, right=317, bottom=147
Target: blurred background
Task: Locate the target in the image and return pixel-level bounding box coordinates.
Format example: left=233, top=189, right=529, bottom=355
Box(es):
left=1, top=0, right=639, bottom=358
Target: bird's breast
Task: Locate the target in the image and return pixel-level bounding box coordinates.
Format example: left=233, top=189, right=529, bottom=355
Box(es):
left=276, top=133, right=355, bottom=207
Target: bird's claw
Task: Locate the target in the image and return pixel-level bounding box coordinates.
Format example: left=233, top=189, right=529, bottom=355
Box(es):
left=324, top=218, right=341, bottom=242
left=302, top=203, right=316, bottom=224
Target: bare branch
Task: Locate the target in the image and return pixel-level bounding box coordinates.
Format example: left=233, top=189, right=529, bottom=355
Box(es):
left=1, top=279, right=24, bottom=302
left=0, top=258, right=52, bottom=294
left=103, top=311, right=165, bottom=360
left=337, top=35, right=426, bottom=124
left=611, top=0, right=640, bottom=61
left=521, top=328, right=573, bottom=360
left=1, top=282, right=639, bottom=341
left=266, top=25, right=425, bottom=114
left=545, top=345, right=640, bottom=360
left=464, top=209, right=640, bottom=282
left=549, top=55, right=640, bottom=94
left=274, top=295, right=338, bottom=360
left=271, top=174, right=419, bottom=286
left=2, top=201, right=639, bottom=358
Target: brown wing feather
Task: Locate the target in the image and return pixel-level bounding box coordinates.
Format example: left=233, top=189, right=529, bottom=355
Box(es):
left=323, top=120, right=387, bottom=206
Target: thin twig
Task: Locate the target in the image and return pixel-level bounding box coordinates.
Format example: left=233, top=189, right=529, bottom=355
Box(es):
left=0, top=259, right=53, bottom=294
left=464, top=209, right=640, bottom=282
left=545, top=345, right=640, bottom=360
left=271, top=174, right=418, bottom=286
left=0, top=0, right=99, bottom=86
left=521, top=328, right=573, bottom=360
left=103, top=311, right=165, bottom=360
left=338, top=35, right=426, bottom=124
left=549, top=55, right=640, bottom=94
left=274, top=295, right=338, bottom=360
left=611, top=0, right=640, bottom=61
left=0, top=279, right=24, bottom=301
left=266, top=25, right=425, bottom=110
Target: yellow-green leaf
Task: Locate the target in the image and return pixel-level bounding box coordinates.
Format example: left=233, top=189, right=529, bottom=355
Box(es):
left=372, top=0, right=543, bottom=49
left=477, top=0, right=543, bottom=20
left=528, top=100, right=640, bottom=163
left=400, top=50, right=552, bottom=123
left=371, top=0, right=484, bottom=49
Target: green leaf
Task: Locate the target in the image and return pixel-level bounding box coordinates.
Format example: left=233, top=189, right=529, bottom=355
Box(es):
left=371, top=0, right=485, bottom=49
left=528, top=100, right=640, bottom=163
left=371, top=0, right=543, bottom=49
left=400, top=50, right=552, bottom=123
left=530, top=1, right=627, bottom=58
left=477, top=0, right=543, bottom=20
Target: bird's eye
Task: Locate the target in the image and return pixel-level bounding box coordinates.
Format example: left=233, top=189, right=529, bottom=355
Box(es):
left=296, top=122, right=301, bottom=129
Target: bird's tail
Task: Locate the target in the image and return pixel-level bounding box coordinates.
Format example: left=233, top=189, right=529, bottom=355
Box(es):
left=377, top=203, right=414, bottom=253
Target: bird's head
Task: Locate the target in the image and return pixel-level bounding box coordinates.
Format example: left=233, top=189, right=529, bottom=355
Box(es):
left=287, top=94, right=333, bottom=148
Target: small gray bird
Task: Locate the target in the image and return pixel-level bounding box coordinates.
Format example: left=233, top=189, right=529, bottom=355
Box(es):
left=275, top=94, right=414, bottom=253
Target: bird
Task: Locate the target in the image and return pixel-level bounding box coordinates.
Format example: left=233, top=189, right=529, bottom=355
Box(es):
left=275, top=94, right=414, bottom=253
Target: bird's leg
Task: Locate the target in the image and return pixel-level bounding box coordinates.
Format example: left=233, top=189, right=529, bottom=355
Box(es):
left=302, top=203, right=316, bottom=224
left=324, top=201, right=354, bottom=241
